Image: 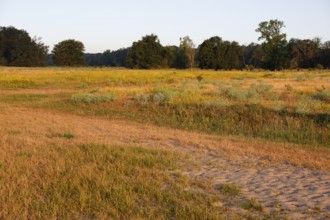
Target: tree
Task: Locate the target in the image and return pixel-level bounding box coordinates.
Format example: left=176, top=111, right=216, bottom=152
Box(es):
left=256, top=19, right=289, bottom=70
left=0, top=26, right=48, bottom=66
left=104, top=48, right=128, bottom=67
left=319, top=41, right=330, bottom=68
left=242, top=43, right=263, bottom=69
left=52, top=39, right=85, bottom=66
left=163, top=45, right=178, bottom=68
left=198, top=36, right=242, bottom=70
left=224, top=41, right=243, bottom=69
left=126, top=34, right=165, bottom=69
left=288, top=38, right=320, bottom=69
left=198, top=36, right=223, bottom=69
left=175, top=36, right=195, bottom=69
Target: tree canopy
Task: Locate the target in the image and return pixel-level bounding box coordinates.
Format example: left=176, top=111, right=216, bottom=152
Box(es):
left=126, top=34, right=166, bottom=69
left=1, top=24, right=329, bottom=70
left=198, top=36, right=242, bottom=70
left=256, top=19, right=288, bottom=70
left=0, top=26, right=48, bottom=66
left=288, top=38, right=320, bottom=69
left=174, top=36, right=195, bottom=69
left=52, top=39, right=85, bottom=66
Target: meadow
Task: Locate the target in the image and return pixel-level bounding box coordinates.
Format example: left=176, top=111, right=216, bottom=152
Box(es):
left=1, top=67, right=329, bottom=146
left=0, top=67, right=330, bottom=219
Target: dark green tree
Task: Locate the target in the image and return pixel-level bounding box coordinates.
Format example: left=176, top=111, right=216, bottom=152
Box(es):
left=256, top=19, right=289, bottom=70
left=242, top=43, right=263, bottom=69
left=198, top=36, right=242, bottom=70
left=0, top=26, right=48, bottom=66
left=319, top=41, right=330, bottom=68
left=163, top=46, right=178, bottom=68
left=126, top=34, right=165, bottom=69
left=175, top=36, right=195, bottom=69
left=106, top=48, right=129, bottom=67
left=288, top=38, right=320, bottom=69
left=198, top=36, right=223, bottom=69
left=85, top=53, right=103, bottom=66
left=52, top=39, right=85, bottom=66
left=224, top=41, right=243, bottom=69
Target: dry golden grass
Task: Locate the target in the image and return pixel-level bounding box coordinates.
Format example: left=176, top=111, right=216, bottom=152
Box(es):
left=1, top=105, right=329, bottom=170
left=0, top=105, right=279, bottom=219
left=1, top=67, right=330, bottom=218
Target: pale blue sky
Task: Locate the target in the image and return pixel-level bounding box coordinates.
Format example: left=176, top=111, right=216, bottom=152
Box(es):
left=1, top=0, right=330, bottom=53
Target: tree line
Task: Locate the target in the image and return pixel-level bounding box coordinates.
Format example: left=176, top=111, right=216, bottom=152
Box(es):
left=1, top=20, right=330, bottom=70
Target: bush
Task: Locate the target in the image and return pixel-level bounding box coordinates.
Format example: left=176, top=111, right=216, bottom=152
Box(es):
left=152, top=92, right=171, bottom=105
left=135, top=93, right=149, bottom=105
left=152, top=89, right=177, bottom=105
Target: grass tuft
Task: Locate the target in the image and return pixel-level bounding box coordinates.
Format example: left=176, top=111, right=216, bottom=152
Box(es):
left=215, top=183, right=241, bottom=196
left=242, top=198, right=264, bottom=212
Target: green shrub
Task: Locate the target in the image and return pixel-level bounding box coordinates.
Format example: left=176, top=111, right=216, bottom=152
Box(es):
left=135, top=93, right=149, bottom=105
left=152, top=90, right=176, bottom=105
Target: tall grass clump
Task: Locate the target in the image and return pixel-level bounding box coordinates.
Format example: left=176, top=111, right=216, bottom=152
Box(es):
left=313, top=91, right=330, bottom=103
left=138, top=104, right=329, bottom=146
left=296, top=96, right=322, bottom=114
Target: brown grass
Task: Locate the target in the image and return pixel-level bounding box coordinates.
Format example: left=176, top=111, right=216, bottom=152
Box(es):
left=1, top=105, right=329, bottom=170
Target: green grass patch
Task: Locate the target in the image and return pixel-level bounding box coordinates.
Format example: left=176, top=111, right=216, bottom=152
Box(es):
left=47, top=132, right=75, bottom=139
left=15, top=152, right=32, bottom=158
left=0, top=94, right=48, bottom=103
left=215, top=183, right=241, bottom=197
left=242, top=198, right=264, bottom=212
left=71, top=93, right=116, bottom=104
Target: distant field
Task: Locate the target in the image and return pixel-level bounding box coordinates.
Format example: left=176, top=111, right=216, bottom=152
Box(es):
left=0, top=67, right=330, bottom=219
left=0, top=67, right=329, bottom=146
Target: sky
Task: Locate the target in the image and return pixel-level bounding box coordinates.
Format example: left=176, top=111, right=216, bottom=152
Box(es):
left=1, top=0, right=330, bottom=53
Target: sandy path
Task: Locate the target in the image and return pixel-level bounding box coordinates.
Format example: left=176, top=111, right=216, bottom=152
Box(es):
left=0, top=105, right=329, bottom=219
left=188, top=152, right=330, bottom=219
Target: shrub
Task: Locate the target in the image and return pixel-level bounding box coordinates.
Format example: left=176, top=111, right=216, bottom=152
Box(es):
left=135, top=93, right=149, bottom=105
left=152, top=92, right=170, bottom=105
left=152, top=89, right=176, bottom=105
left=196, top=75, right=203, bottom=82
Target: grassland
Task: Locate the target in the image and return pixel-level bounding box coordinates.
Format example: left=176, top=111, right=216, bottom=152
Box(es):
left=0, top=67, right=330, bottom=219
left=0, top=67, right=329, bottom=146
